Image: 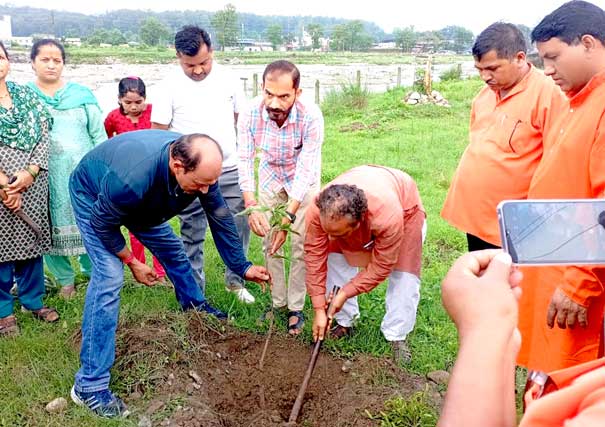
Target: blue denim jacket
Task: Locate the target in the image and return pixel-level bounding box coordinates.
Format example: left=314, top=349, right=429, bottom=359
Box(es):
left=69, top=129, right=251, bottom=278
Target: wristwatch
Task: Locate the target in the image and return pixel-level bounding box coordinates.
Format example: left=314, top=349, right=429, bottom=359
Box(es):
left=285, top=210, right=296, bottom=223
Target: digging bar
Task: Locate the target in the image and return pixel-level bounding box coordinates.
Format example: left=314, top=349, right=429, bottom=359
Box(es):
left=287, top=286, right=341, bottom=424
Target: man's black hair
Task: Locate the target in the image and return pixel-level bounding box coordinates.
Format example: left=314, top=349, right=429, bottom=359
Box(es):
left=175, top=25, right=212, bottom=56
left=472, top=22, right=526, bottom=60
left=262, top=60, right=301, bottom=89
left=171, top=133, right=223, bottom=172
left=532, top=0, right=605, bottom=44
left=316, top=184, right=368, bottom=223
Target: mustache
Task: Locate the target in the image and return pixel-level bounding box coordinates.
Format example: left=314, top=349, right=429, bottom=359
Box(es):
left=267, top=107, right=287, bottom=115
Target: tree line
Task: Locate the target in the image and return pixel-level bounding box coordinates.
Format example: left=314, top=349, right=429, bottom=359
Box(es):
left=0, top=4, right=490, bottom=53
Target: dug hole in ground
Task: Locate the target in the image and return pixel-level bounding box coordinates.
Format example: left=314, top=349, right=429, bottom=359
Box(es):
left=71, top=311, right=440, bottom=426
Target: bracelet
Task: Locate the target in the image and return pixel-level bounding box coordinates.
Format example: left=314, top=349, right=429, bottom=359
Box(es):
left=123, top=252, right=135, bottom=265
left=245, top=199, right=258, bottom=209
left=25, top=166, right=38, bottom=180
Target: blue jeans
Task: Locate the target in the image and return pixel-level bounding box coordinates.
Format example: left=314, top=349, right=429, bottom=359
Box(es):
left=73, top=214, right=207, bottom=392
left=0, top=257, right=45, bottom=318
left=179, top=167, right=249, bottom=291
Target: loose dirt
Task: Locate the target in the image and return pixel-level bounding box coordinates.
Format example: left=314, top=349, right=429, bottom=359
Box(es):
left=111, top=313, right=432, bottom=427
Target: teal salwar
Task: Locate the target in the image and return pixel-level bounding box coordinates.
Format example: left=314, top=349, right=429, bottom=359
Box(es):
left=44, top=254, right=91, bottom=286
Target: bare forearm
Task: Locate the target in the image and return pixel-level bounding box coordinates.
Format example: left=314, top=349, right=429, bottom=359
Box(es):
left=438, top=330, right=517, bottom=427
left=151, top=122, right=169, bottom=130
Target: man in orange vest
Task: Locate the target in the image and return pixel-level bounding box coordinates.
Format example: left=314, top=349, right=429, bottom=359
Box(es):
left=517, top=0, right=605, bottom=373
left=438, top=249, right=605, bottom=427
left=442, top=22, right=564, bottom=250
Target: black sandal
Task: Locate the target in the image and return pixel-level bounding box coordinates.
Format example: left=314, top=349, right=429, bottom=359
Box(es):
left=287, top=310, right=304, bottom=336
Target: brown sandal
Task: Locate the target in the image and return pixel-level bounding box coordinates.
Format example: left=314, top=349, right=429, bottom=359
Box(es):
left=22, top=306, right=59, bottom=323
left=330, top=324, right=353, bottom=339
left=0, top=315, right=19, bottom=336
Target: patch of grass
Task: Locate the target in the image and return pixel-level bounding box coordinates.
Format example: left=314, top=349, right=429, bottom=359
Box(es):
left=439, top=65, right=463, bottom=82
left=366, top=391, right=439, bottom=427
left=322, top=82, right=371, bottom=115
left=0, top=78, right=485, bottom=425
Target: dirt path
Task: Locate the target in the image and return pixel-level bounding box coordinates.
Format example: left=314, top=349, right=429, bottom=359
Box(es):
left=111, top=313, right=434, bottom=426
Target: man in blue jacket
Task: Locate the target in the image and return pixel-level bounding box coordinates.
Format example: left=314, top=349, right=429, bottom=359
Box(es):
left=68, top=130, right=270, bottom=418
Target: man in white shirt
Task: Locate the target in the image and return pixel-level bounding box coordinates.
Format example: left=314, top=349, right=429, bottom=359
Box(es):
left=151, top=25, right=253, bottom=303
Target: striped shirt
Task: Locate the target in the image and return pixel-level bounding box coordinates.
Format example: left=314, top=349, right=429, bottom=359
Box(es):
left=237, top=96, right=323, bottom=201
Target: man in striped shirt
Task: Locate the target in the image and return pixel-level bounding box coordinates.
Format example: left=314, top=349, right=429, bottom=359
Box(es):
left=238, top=60, right=324, bottom=335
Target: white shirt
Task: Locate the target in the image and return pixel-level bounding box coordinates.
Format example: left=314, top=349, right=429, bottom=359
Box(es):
left=151, top=62, right=244, bottom=170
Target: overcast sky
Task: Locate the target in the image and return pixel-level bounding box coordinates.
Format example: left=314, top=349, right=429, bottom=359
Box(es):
left=2, top=0, right=594, bottom=33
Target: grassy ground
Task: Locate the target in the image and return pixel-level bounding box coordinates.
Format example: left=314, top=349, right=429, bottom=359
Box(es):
left=0, top=77, right=484, bottom=426
left=10, top=45, right=470, bottom=66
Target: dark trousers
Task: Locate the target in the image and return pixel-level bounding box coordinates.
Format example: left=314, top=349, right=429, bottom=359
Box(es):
left=466, top=233, right=500, bottom=251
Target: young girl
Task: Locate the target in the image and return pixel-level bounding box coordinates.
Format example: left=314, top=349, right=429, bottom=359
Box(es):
left=104, top=77, right=166, bottom=280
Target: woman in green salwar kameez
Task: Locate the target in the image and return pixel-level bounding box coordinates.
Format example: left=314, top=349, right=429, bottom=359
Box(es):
left=28, top=39, right=106, bottom=299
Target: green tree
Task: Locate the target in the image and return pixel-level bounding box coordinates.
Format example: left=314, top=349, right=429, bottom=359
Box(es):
left=416, top=30, right=443, bottom=53
left=393, top=26, right=417, bottom=53
left=330, top=24, right=348, bottom=51
left=439, top=25, right=474, bottom=53
left=107, top=28, right=126, bottom=45
left=306, top=23, right=323, bottom=49
left=330, top=21, right=373, bottom=52
left=211, top=3, right=239, bottom=51
left=86, top=28, right=110, bottom=45
left=139, top=17, right=171, bottom=46
left=266, top=24, right=283, bottom=50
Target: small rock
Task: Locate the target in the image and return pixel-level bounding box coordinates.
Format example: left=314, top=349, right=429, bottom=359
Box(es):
left=341, top=360, right=353, bottom=373
left=129, top=391, right=143, bottom=400
left=146, top=399, right=165, bottom=415
left=192, top=382, right=201, bottom=390
left=45, top=397, right=68, bottom=414
left=427, top=370, right=451, bottom=385
left=431, top=90, right=444, bottom=101
left=408, top=91, right=421, bottom=100
left=216, top=352, right=222, bottom=359
left=167, top=373, right=175, bottom=385
left=188, top=370, right=202, bottom=384
left=186, top=383, right=196, bottom=395
left=406, top=98, right=418, bottom=105
left=138, top=415, right=152, bottom=427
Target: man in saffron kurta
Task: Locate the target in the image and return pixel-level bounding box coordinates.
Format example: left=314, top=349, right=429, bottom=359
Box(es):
left=305, top=165, right=425, bottom=363
left=442, top=23, right=564, bottom=250
left=518, top=1, right=605, bottom=372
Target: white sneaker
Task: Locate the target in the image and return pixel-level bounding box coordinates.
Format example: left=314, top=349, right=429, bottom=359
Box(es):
left=226, top=286, right=256, bottom=304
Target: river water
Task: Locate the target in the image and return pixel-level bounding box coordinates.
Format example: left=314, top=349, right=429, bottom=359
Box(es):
left=8, top=61, right=477, bottom=116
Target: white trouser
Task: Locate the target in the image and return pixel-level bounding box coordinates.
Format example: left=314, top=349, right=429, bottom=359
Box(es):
left=325, top=220, right=426, bottom=342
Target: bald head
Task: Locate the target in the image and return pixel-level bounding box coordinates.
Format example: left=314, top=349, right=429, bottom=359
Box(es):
left=170, top=133, right=223, bottom=194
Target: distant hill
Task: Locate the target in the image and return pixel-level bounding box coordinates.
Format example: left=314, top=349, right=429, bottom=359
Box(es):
left=0, top=5, right=387, bottom=41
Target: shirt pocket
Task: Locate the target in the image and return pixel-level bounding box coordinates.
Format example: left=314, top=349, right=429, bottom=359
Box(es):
left=484, top=112, right=532, bottom=154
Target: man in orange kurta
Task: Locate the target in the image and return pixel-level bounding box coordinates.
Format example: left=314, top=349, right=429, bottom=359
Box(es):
left=442, top=23, right=564, bottom=250
left=518, top=0, right=605, bottom=373
left=305, top=165, right=425, bottom=363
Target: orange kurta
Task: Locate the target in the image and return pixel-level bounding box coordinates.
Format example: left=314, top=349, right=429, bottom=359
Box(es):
left=520, top=357, right=605, bottom=427
left=518, top=71, right=605, bottom=372
left=442, top=66, right=565, bottom=245
left=305, top=165, right=424, bottom=309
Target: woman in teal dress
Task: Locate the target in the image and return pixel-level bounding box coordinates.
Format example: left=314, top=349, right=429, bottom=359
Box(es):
left=28, top=39, right=106, bottom=299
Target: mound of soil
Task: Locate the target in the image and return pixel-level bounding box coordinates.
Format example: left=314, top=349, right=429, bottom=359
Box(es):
left=113, top=313, right=430, bottom=427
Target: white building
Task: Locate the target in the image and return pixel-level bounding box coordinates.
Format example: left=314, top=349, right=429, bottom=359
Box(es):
left=64, top=37, right=82, bottom=47
left=11, top=36, right=33, bottom=48
left=0, top=15, right=11, bottom=46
